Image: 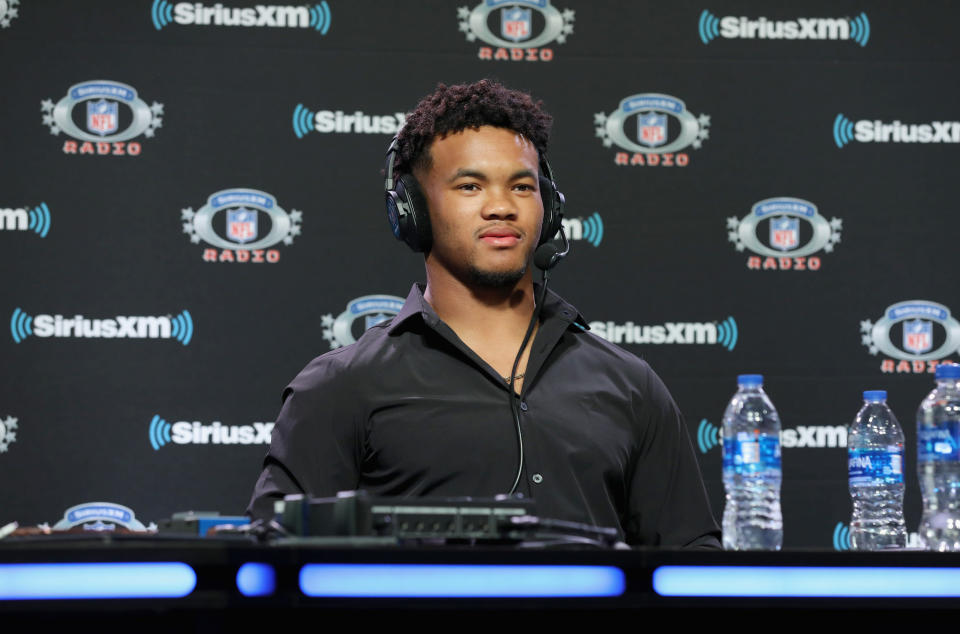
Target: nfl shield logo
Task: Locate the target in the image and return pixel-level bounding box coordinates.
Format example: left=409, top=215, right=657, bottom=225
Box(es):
left=904, top=319, right=933, bottom=355
left=227, top=208, right=258, bottom=244
left=87, top=99, right=118, bottom=136
left=501, top=7, right=531, bottom=42
left=770, top=217, right=799, bottom=251
left=638, top=113, right=667, bottom=147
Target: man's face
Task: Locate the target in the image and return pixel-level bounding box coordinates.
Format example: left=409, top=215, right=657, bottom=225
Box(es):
left=417, top=125, right=544, bottom=288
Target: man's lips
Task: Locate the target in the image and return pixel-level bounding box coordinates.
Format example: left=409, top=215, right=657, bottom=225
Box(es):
left=478, top=227, right=522, bottom=246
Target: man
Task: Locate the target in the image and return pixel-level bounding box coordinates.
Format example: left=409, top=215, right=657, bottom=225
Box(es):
left=248, top=80, right=720, bottom=548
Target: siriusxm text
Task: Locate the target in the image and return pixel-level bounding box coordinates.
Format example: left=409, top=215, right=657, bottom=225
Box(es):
left=173, top=3, right=311, bottom=27
left=170, top=421, right=273, bottom=445
left=589, top=321, right=716, bottom=345
left=33, top=315, right=174, bottom=339
left=782, top=426, right=847, bottom=448
left=0, top=209, right=28, bottom=230
left=314, top=111, right=406, bottom=134
left=720, top=17, right=852, bottom=40
left=854, top=120, right=960, bottom=144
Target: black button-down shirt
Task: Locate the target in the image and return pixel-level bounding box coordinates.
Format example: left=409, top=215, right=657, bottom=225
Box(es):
left=249, top=284, right=720, bottom=548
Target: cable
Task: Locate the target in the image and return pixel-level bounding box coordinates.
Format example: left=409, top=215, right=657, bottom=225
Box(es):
left=507, top=269, right=552, bottom=495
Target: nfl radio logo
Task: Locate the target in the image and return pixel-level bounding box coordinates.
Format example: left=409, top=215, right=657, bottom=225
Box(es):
left=638, top=113, right=666, bottom=147
left=87, top=99, right=118, bottom=136
left=502, top=7, right=531, bottom=41
left=903, top=319, right=932, bottom=355
left=770, top=217, right=799, bottom=251
left=227, top=208, right=257, bottom=244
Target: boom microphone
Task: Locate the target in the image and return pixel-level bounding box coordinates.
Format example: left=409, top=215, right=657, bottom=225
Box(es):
left=534, top=225, right=570, bottom=270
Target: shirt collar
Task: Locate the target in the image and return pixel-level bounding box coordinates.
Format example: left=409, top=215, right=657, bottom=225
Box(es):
left=386, top=282, right=589, bottom=335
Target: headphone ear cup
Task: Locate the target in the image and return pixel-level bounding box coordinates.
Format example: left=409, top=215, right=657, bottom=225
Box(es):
left=396, top=173, right=432, bottom=253
left=538, top=175, right=562, bottom=246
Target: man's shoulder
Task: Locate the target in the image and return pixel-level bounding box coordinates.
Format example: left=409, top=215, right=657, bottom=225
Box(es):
left=289, top=320, right=400, bottom=392
left=570, top=324, right=656, bottom=375
left=554, top=319, right=676, bottom=406
left=542, top=289, right=660, bottom=380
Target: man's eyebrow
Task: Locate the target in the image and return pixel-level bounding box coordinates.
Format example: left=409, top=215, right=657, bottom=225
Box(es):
left=446, top=168, right=538, bottom=183
left=510, top=168, right=537, bottom=181
left=447, top=168, right=486, bottom=183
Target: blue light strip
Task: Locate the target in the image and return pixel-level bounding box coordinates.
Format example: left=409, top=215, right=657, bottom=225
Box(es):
left=300, top=564, right=625, bottom=598
left=654, top=566, right=960, bottom=597
left=237, top=563, right=276, bottom=597
left=0, top=563, right=196, bottom=600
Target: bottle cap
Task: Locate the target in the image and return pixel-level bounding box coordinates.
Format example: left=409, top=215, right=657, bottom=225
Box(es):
left=936, top=363, right=960, bottom=379
left=737, top=374, right=763, bottom=386
left=863, top=390, right=886, bottom=402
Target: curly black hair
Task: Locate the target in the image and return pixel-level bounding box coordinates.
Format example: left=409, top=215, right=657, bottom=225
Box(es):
left=394, top=79, right=553, bottom=176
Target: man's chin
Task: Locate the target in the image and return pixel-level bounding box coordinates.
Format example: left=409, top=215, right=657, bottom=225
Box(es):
left=467, top=264, right=528, bottom=289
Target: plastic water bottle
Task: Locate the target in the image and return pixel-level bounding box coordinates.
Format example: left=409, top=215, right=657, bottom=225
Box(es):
left=848, top=390, right=906, bottom=550
left=917, top=362, right=960, bottom=551
left=722, top=374, right=783, bottom=550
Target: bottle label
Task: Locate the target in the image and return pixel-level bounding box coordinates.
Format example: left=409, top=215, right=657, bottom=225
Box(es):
left=917, top=420, right=960, bottom=462
left=723, top=431, right=781, bottom=474
left=848, top=447, right=904, bottom=484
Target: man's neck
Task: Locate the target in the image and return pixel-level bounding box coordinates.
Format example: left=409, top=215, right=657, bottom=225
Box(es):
left=423, top=264, right=539, bottom=382
left=423, top=267, right=536, bottom=334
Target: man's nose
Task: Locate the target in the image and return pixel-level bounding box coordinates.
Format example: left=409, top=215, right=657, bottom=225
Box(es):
left=481, top=188, right=518, bottom=219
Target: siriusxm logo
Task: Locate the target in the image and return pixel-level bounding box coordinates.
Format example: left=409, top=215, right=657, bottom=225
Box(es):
left=42, top=80, right=164, bottom=156
left=559, top=213, right=603, bottom=247
left=782, top=426, right=846, bottom=448
left=832, top=522, right=850, bottom=550
left=595, top=93, right=710, bottom=167
left=697, top=421, right=846, bottom=454
left=699, top=11, right=870, bottom=46
left=149, top=415, right=274, bottom=449
left=181, top=188, right=302, bottom=263
left=696, top=419, right=719, bottom=453
left=832, top=523, right=920, bottom=550
left=10, top=308, right=194, bottom=345
left=590, top=316, right=737, bottom=350
left=834, top=114, right=960, bottom=147
left=862, top=300, right=960, bottom=374
left=0, top=203, right=51, bottom=238
left=322, top=294, right=405, bottom=349
left=727, top=197, right=842, bottom=271
left=152, top=1, right=331, bottom=32
left=0, top=0, right=19, bottom=29
left=0, top=415, right=18, bottom=453
left=292, top=104, right=405, bottom=138
left=459, top=1, right=575, bottom=62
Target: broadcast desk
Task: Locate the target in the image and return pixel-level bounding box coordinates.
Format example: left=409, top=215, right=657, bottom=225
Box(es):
left=2, top=536, right=960, bottom=623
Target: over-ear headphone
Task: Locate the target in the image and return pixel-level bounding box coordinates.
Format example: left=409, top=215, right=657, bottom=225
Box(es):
left=384, top=134, right=565, bottom=253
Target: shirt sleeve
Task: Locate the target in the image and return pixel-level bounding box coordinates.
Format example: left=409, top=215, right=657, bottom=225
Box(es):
left=626, top=366, right=722, bottom=549
left=246, top=352, right=362, bottom=520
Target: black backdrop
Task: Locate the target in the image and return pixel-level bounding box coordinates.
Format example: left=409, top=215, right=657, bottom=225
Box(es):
left=2, top=0, right=959, bottom=549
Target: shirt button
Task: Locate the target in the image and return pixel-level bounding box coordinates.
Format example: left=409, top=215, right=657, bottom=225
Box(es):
left=520, top=401, right=528, bottom=412
left=532, top=473, right=543, bottom=484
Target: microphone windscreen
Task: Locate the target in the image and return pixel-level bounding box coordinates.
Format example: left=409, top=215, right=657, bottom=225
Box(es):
left=534, top=243, right=559, bottom=270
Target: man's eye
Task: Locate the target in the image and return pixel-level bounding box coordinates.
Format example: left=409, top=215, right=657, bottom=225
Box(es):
left=458, top=183, right=479, bottom=191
